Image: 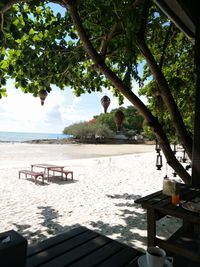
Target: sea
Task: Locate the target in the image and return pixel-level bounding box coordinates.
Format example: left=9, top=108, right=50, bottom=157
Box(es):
left=0, top=131, right=70, bottom=142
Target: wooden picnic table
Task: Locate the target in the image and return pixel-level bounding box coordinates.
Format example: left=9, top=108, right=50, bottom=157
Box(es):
left=135, top=183, right=200, bottom=264
left=31, top=163, right=65, bottom=181
left=26, top=226, right=143, bottom=267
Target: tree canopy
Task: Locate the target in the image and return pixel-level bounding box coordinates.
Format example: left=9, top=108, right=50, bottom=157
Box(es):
left=94, top=106, right=144, bottom=133
left=63, top=121, right=114, bottom=141
left=0, top=0, right=195, bottom=183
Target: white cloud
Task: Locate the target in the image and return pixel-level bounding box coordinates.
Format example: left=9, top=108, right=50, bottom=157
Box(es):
left=0, top=79, right=147, bottom=133
left=0, top=82, right=104, bottom=133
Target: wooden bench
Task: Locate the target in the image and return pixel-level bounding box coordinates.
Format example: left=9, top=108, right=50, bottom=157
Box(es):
left=49, top=167, right=73, bottom=181
left=26, top=226, right=143, bottom=267
left=19, top=170, right=44, bottom=184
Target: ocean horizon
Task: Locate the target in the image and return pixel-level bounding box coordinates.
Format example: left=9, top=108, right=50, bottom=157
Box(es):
left=0, top=131, right=70, bottom=142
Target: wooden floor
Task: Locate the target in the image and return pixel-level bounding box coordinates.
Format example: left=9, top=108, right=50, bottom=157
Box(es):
left=25, top=225, right=199, bottom=266
left=26, top=226, right=142, bottom=267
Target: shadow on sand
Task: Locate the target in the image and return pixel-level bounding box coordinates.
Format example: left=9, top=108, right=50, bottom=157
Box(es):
left=12, top=192, right=179, bottom=252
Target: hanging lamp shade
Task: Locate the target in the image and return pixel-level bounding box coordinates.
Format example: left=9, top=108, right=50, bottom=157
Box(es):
left=182, top=149, right=187, bottom=163
left=38, top=90, right=48, bottom=106
left=114, top=110, right=125, bottom=132
left=155, top=139, right=161, bottom=153
left=156, top=153, right=163, bottom=170
left=101, top=95, right=110, bottom=113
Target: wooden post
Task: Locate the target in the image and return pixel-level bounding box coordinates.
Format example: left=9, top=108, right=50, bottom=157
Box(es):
left=192, top=25, right=200, bottom=187
left=147, top=208, right=156, bottom=247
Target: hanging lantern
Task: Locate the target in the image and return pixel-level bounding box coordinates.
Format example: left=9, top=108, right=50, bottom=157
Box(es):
left=114, top=110, right=125, bottom=132
left=155, top=139, right=161, bottom=153
left=173, top=143, right=177, bottom=155
left=156, top=152, right=163, bottom=170
left=182, top=149, right=187, bottom=163
left=101, top=95, right=110, bottom=113
left=38, top=90, right=48, bottom=106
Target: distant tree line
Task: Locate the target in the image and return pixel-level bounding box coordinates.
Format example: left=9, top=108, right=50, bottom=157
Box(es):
left=63, top=106, right=145, bottom=141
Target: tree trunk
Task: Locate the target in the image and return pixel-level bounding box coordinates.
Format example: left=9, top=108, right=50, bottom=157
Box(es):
left=67, top=0, right=191, bottom=184
left=191, top=25, right=200, bottom=187
left=137, top=38, right=193, bottom=160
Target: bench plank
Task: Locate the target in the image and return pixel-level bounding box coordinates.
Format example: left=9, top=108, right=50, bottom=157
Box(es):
left=19, top=170, right=44, bottom=184
left=27, top=226, right=88, bottom=257
left=98, top=246, right=140, bottom=267
left=69, top=239, right=128, bottom=267
left=26, top=230, right=99, bottom=267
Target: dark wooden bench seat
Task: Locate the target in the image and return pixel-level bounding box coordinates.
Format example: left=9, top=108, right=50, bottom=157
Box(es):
left=26, top=226, right=142, bottom=267
left=49, top=167, right=73, bottom=180
left=19, top=170, right=44, bottom=184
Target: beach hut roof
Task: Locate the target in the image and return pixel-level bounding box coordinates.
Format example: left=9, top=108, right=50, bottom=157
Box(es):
left=154, top=0, right=198, bottom=41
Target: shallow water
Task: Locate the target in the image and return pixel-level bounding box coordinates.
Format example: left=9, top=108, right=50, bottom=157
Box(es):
left=0, top=131, right=69, bottom=142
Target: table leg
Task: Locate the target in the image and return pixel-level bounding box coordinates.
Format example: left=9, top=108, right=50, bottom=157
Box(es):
left=147, top=208, right=156, bottom=247
left=47, top=168, right=50, bottom=182
left=61, top=168, right=64, bottom=180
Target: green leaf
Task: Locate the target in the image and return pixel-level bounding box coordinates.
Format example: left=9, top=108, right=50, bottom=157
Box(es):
left=29, top=28, right=35, bottom=35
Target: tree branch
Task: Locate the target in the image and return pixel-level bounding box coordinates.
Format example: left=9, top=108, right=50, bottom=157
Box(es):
left=0, top=0, right=66, bottom=13
left=0, top=0, right=26, bottom=13
left=66, top=0, right=191, bottom=184
left=137, top=37, right=193, bottom=159
left=65, top=0, right=104, bottom=66
left=159, top=23, right=172, bottom=69
left=137, top=0, right=151, bottom=38
left=0, top=12, right=6, bottom=46
left=99, top=22, right=122, bottom=59
left=135, top=1, right=192, bottom=160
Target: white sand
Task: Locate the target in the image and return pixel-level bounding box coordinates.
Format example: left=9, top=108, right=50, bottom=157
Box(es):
left=0, top=143, right=181, bottom=251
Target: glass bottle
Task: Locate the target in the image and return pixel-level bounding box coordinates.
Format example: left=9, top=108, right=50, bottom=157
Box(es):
left=171, top=182, right=180, bottom=205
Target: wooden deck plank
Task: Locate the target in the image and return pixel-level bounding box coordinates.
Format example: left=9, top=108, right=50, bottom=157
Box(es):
left=97, top=246, right=140, bottom=267
left=38, top=235, right=112, bottom=267
left=27, top=226, right=88, bottom=256
left=26, top=230, right=99, bottom=267
left=69, top=240, right=124, bottom=267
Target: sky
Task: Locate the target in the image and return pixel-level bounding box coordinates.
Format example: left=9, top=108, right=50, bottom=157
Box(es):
left=0, top=79, right=141, bottom=134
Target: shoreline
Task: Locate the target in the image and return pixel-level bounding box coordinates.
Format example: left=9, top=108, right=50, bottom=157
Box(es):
left=0, top=143, right=156, bottom=165
left=0, top=141, right=155, bottom=146
left=0, top=137, right=155, bottom=145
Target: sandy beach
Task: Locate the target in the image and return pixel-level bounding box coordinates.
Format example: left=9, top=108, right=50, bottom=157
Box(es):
left=0, top=143, right=182, bottom=252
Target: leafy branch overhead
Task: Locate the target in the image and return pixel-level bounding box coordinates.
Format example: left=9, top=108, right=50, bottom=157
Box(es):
left=0, top=0, right=195, bottom=184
